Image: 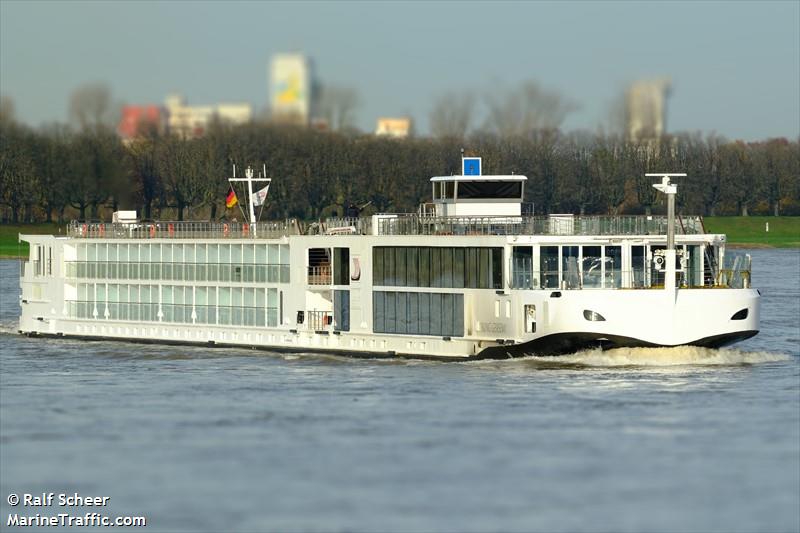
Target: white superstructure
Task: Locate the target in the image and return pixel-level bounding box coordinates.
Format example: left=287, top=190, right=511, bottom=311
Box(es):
left=18, top=157, right=759, bottom=359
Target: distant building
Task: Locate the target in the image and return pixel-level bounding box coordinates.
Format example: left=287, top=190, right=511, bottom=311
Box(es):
left=117, top=105, right=166, bottom=140
left=270, top=53, right=313, bottom=125
left=164, top=95, right=253, bottom=138
left=375, top=117, right=412, bottom=138
left=216, top=103, right=255, bottom=125
left=625, top=79, right=670, bottom=142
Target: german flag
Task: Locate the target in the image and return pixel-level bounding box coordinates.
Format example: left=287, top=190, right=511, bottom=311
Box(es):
left=226, top=189, right=238, bottom=208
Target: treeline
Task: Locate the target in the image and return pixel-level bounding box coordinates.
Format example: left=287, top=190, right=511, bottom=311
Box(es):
left=1, top=119, right=798, bottom=224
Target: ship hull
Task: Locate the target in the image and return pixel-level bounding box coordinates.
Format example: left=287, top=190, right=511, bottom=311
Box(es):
left=475, top=330, right=760, bottom=359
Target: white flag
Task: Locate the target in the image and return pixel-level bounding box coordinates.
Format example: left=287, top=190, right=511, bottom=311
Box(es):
left=251, top=184, right=270, bottom=206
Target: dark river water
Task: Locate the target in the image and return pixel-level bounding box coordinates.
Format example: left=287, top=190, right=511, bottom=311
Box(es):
left=1, top=249, right=798, bottom=533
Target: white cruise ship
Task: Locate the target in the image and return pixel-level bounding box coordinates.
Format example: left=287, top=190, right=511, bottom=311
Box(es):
left=18, top=156, right=759, bottom=359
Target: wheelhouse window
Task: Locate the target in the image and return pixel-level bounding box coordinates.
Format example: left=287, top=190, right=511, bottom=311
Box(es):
left=457, top=181, right=522, bottom=199
left=435, top=181, right=456, bottom=200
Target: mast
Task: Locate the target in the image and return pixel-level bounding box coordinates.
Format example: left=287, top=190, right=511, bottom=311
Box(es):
left=648, top=172, right=686, bottom=292
left=229, top=164, right=271, bottom=237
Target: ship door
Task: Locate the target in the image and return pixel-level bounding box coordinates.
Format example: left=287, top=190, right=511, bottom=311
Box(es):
left=524, top=304, right=536, bottom=333
left=334, top=290, right=350, bottom=332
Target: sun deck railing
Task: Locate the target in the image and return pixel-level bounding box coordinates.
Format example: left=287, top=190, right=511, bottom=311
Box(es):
left=67, top=220, right=300, bottom=239
left=67, top=215, right=705, bottom=239
left=375, top=215, right=705, bottom=237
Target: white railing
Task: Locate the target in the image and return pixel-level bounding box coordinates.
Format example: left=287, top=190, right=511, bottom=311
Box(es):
left=68, top=220, right=300, bottom=239
left=67, top=215, right=706, bottom=239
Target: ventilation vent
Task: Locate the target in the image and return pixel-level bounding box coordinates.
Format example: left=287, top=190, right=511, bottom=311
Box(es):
left=583, top=310, right=606, bottom=322
left=731, top=308, right=748, bottom=321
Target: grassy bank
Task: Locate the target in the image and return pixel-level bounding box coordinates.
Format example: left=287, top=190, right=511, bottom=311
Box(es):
left=0, top=223, right=67, bottom=258
left=703, top=216, right=800, bottom=248
left=1, top=217, right=797, bottom=258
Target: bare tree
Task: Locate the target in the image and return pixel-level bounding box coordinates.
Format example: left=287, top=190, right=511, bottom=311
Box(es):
left=69, top=82, right=118, bottom=131
left=484, top=80, right=578, bottom=137
left=429, top=92, right=474, bottom=138
left=0, top=95, right=14, bottom=124
left=316, top=84, right=359, bottom=132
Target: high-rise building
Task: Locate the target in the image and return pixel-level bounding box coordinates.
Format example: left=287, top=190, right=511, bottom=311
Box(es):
left=269, top=53, right=313, bottom=125
left=625, top=79, right=671, bottom=142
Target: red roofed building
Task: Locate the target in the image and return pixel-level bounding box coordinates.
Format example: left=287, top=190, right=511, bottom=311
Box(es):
left=118, top=105, right=166, bottom=139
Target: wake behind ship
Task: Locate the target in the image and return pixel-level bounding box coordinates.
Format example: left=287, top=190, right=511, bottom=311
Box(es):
left=18, top=156, right=759, bottom=359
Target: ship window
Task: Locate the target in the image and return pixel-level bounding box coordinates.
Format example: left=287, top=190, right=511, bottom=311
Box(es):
left=478, top=248, right=490, bottom=288
left=562, top=246, right=580, bottom=289
left=373, top=293, right=385, bottom=332
left=632, top=246, right=645, bottom=288
left=441, top=248, right=453, bottom=287
left=196, top=287, right=207, bottom=324
left=453, top=247, right=465, bottom=287
left=384, top=292, right=396, bottom=333
left=430, top=248, right=442, bottom=287
left=492, top=248, right=503, bottom=289
left=395, top=248, right=407, bottom=286
left=334, top=248, right=350, bottom=285
left=373, top=246, right=502, bottom=289
left=267, top=288, right=278, bottom=327
left=231, top=244, right=243, bottom=264
left=373, top=291, right=463, bottom=337
left=604, top=246, right=622, bottom=288
left=512, top=247, right=533, bottom=289
left=334, top=290, right=350, bottom=331
left=540, top=246, right=559, bottom=289
left=649, top=245, right=666, bottom=287
left=407, top=247, right=419, bottom=286
left=419, top=248, right=430, bottom=287
left=438, top=181, right=455, bottom=200
left=396, top=292, right=407, bottom=334
left=418, top=292, right=431, bottom=334
left=466, top=247, right=478, bottom=288
left=583, top=310, right=606, bottom=322
left=373, top=247, right=385, bottom=285
left=582, top=246, right=602, bottom=288
left=384, top=248, right=396, bottom=285
left=731, top=308, right=748, bottom=321
left=457, top=181, right=522, bottom=199
left=429, top=293, right=442, bottom=334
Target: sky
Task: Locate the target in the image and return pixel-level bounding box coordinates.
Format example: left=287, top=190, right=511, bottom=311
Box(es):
left=1, top=0, right=798, bottom=140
